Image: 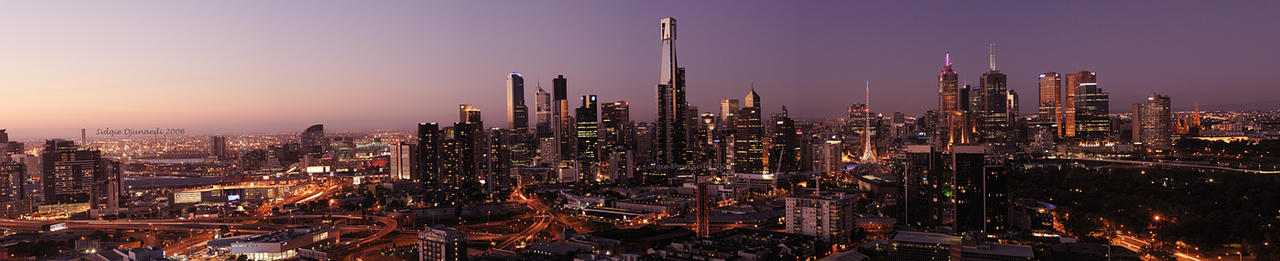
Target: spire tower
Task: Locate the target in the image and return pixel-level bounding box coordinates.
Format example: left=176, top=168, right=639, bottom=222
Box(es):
left=859, top=80, right=878, bottom=163
left=988, top=43, right=997, bottom=71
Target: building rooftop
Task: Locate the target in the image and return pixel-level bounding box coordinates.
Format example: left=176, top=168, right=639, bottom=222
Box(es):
left=962, top=243, right=1035, bottom=258
left=891, top=231, right=961, bottom=246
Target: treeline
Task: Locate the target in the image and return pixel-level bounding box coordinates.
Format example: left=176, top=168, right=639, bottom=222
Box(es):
left=1008, top=162, right=1279, bottom=258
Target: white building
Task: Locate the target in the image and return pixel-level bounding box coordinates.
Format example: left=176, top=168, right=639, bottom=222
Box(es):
left=389, top=142, right=414, bottom=180
left=419, top=225, right=466, bottom=261
left=212, top=226, right=338, bottom=260
left=785, top=192, right=856, bottom=243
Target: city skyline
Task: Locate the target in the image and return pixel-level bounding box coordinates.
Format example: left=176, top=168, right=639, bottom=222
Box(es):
left=4, top=1, right=1280, bottom=139
left=0, top=3, right=1276, bottom=260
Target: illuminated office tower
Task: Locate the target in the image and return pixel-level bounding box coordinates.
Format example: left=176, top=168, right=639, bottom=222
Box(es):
left=1063, top=71, right=1097, bottom=138
left=936, top=53, right=969, bottom=147
left=553, top=75, right=575, bottom=159
left=939, top=53, right=960, bottom=113
left=904, top=144, right=1006, bottom=234
left=535, top=85, right=553, bottom=138
left=1037, top=73, right=1062, bottom=134
left=720, top=99, right=739, bottom=129
left=1074, top=83, right=1110, bottom=141
left=507, top=72, right=528, bottom=130
left=389, top=142, right=414, bottom=181
left=487, top=127, right=511, bottom=198
left=1133, top=93, right=1173, bottom=151
left=453, top=105, right=484, bottom=199
left=0, top=162, right=23, bottom=202
left=734, top=89, right=765, bottom=174
left=601, top=101, right=633, bottom=152
left=576, top=95, right=600, bottom=169
left=655, top=17, right=690, bottom=170
left=460, top=104, right=482, bottom=124
left=418, top=123, right=443, bottom=188
left=975, top=45, right=1011, bottom=148
left=903, top=145, right=946, bottom=228
left=770, top=106, right=800, bottom=172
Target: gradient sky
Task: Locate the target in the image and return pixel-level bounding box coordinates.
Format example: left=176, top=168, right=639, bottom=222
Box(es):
left=3, top=1, right=1278, bottom=139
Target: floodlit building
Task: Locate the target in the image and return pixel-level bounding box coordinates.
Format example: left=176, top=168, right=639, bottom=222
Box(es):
left=419, top=225, right=466, bottom=261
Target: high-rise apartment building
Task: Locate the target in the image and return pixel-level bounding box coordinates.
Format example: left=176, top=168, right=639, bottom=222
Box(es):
left=785, top=192, right=856, bottom=243
left=1133, top=93, right=1173, bottom=150
left=418, top=123, right=443, bottom=188
left=655, top=17, right=689, bottom=170
left=40, top=139, right=121, bottom=212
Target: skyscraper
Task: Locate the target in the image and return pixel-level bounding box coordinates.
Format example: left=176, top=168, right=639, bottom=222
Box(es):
left=770, top=106, right=800, bottom=172
left=937, top=53, right=970, bottom=147
left=1037, top=73, right=1062, bottom=135
left=576, top=95, right=600, bottom=169
left=300, top=124, right=325, bottom=157
left=1074, top=83, right=1110, bottom=141
left=453, top=105, right=485, bottom=200
left=209, top=135, right=227, bottom=160
left=734, top=89, right=765, bottom=174
left=939, top=53, right=960, bottom=113
left=1063, top=71, right=1097, bottom=138
left=418, top=123, right=443, bottom=188
left=40, top=139, right=121, bottom=212
left=389, top=142, right=414, bottom=181
left=0, top=162, right=24, bottom=202
left=1133, top=93, right=1173, bottom=151
left=975, top=45, right=1012, bottom=149
left=459, top=104, right=482, bottom=124
left=785, top=192, right=856, bottom=243
left=535, top=85, right=553, bottom=138
left=507, top=72, right=529, bottom=130
left=553, top=75, right=575, bottom=159
left=719, top=99, right=739, bottom=129
left=601, top=101, right=633, bottom=152
left=655, top=17, right=689, bottom=170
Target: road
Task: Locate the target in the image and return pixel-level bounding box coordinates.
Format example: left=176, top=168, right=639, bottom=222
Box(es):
left=1066, top=157, right=1280, bottom=174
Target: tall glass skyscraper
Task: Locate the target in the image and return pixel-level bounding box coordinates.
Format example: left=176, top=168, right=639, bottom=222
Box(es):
left=655, top=17, right=689, bottom=170
left=506, top=72, right=528, bottom=130
left=535, top=85, right=552, bottom=138
left=1074, top=83, right=1110, bottom=141
left=1037, top=72, right=1062, bottom=136
left=976, top=46, right=1011, bottom=148
left=1063, top=71, right=1097, bottom=138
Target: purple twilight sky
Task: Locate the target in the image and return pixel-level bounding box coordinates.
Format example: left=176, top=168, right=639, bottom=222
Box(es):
left=2, top=1, right=1278, bottom=139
